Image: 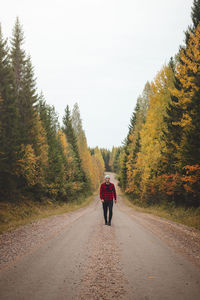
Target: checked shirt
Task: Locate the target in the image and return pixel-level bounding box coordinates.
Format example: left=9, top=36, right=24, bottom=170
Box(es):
left=100, top=182, right=117, bottom=201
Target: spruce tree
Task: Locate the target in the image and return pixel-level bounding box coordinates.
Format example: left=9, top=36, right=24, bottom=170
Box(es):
left=71, top=103, right=94, bottom=189
left=128, top=103, right=138, bottom=135
left=119, top=149, right=128, bottom=190
left=0, top=24, right=20, bottom=200
left=10, top=17, right=26, bottom=102
left=20, top=55, right=39, bottom=145
left=185, top=1, right=200, bottom=48
left=100, top=148, right=111, bottom=171
left=191, top=0, right=200, bottom=28
left=162, top=57, right=183, bottom=173
left=37, top=97, right=67, bottom=199
left=10, top=18, right=38, bottom=146
left=175, top=25, right=200, bottom=168
left=180, top=88, right=200, bottom=166
left=62, top=105, right=87, bottom=187
left=63, top=105, right=79, bottom=155
left=113, top=148, right=121, bottom=173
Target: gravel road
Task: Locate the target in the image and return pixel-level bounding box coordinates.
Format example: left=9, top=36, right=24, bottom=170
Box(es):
left=0, top=172, right=200, bottom=300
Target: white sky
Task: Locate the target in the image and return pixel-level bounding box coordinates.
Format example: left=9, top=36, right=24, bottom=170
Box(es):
left=1, top=0, right=193, bottom=150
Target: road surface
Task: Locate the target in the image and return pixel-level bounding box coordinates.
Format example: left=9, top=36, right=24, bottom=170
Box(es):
left=0, top=172, right=200, bottom=300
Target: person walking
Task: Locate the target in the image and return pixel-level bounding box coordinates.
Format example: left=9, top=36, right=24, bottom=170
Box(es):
left=100, top=174, right=117, bottom=226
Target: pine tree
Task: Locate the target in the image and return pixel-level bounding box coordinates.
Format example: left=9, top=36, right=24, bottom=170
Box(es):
left=173, top=24, right=200, bottom=169
left=180, top=88, right=200, bottom=166
left=118, top=149, right=128, bottom=190
left=191, top=0, right=200, bottom=28
left=10, top=17, right=26, bottom=102
left=162, top=57, right=183, bottom=174
left=184, top=0, right=200, bottom=44
left=122, top=83, right=151, bottom=195
left=62, top=105, right=79, bottom=157
left=0, top=24, right=20, bottom=200
left=20, top=55, right=39, bottom=145
left=10, top=18, right=38, bottom=146
left=113, top=147, right=121, bottom=173
left=128, top=103, right=138, bottom=135
left=71, top=102, right=93, bottom=189
left=100, top=148, right=111, bottom=171
left=134, top=65, right=175, bottom=202
left=62, top=105, right=88, bottom=189
left=37, top=97, right=67, bottom=199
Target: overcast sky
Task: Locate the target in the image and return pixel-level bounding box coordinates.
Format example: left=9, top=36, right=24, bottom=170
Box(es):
left=1, top=0, right=193, bottom=150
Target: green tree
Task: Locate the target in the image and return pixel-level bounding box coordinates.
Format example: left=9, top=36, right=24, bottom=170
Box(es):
left=191, top=0, right=200, bottom=28
left=162, top=57, right=183, bottom=174
left=10, top=18, right=38, bottom=146
left=62, top=105, right=88, bottom=192
left=100, top=148, right=111, bottom=171
left=0, top=24, right=20, bottom=200
left=10, top=17, right=26, bottom=104
left=37, top=96, right=67, bottom=200
left=72, top=102, right=93, bottom=190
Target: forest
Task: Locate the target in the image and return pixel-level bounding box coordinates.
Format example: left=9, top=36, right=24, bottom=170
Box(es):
left=0, top=0, right=200, bottom=213
left=0, top=18, right=105, bottom=203
left=108, top=0, right=200, bottom=209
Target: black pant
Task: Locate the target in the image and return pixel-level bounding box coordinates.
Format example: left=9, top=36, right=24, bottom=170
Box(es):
left=102, top=200, right=113, bottom=223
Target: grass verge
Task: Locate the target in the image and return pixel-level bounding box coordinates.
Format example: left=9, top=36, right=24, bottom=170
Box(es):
left=0, top=192, right=97, bottom=235
left=121, top=192, right=200, bottom=231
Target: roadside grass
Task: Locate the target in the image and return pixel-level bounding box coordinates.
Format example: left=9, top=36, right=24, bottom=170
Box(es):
left=0, top=192, right=97, bottom=235
left=121, top=192, right=200, bottom=231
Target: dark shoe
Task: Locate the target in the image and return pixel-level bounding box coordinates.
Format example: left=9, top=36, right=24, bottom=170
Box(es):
left=105, top=221, right=108, bottom=225
left=108, top=221, right=111, bottom=226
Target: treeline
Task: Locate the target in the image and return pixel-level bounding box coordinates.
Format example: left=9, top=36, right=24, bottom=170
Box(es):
left=0, top=18, right=104, bottom=202
left=99, top=147, right=121, bottom=174
left=116, top=0, right=200, bottom=207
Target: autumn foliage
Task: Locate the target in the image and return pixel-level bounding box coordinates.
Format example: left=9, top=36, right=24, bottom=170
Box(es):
left=0, top=19, right=104, bottom=202
left=116, top=5, right=200, bottom=207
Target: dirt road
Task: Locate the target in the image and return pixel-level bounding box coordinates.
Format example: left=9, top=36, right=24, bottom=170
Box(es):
left=0, top=173, right=200, bottom=300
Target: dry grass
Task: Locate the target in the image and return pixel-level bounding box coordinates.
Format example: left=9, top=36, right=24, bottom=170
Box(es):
left=122, top=193, right=200, bottom=231
left=0, top=192, right=96, bottom=234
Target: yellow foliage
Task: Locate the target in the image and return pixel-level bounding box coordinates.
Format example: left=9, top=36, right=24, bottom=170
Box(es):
left=16, top=144, right=38, bottom=186
left=134, top=65, right=175, bottom=192
left=58, top=129, right=70, bottom=156
left=34, top=113, right=49, bottom=165
left=170, top=24, right=200, bottom=128
left=58, top=129, right=104, bottom=190
left=15, top=113, right=49, bottom=187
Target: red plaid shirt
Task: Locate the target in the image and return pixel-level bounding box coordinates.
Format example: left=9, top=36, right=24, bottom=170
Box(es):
left=100, top=182, right=117, bottom=201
